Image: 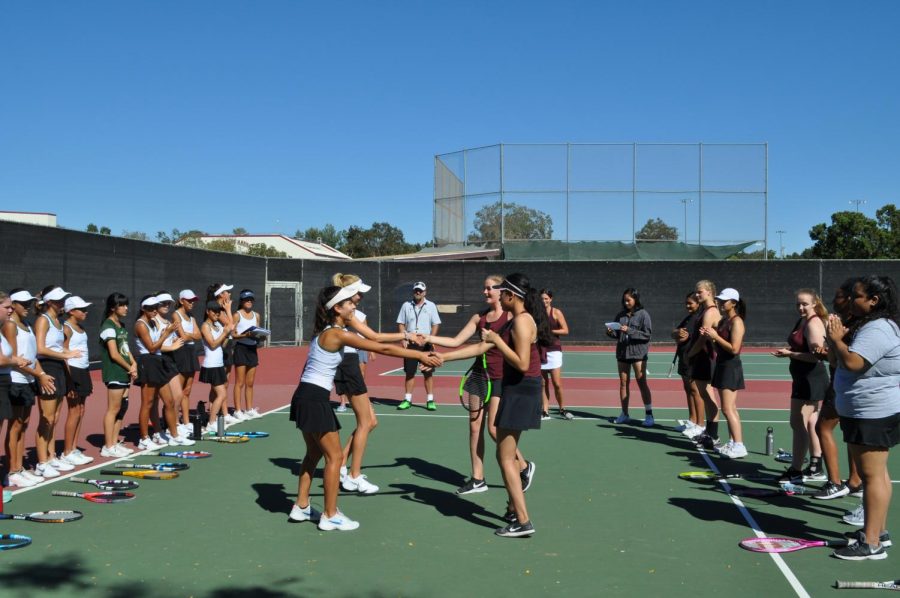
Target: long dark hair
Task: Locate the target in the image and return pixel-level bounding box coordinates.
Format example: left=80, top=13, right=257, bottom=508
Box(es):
left=504, top=273, right=554, bottom=347
left=206, top=283, right=225, bottom=302
left=834, top=277, right=861, bottom=324
left=311, top=286, right=344, bottom=339
left=621, top=288, right=643, bottom=312
left=104, top=292, right=129, bottom=318
left=847, top=275, right=900, bottom=342
left=731, top=298, right=747, bottom=321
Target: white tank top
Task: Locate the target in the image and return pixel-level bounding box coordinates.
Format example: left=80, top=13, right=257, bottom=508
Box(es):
left=10, top=322, right=36, bottom=384
left=202, top=322, right=225, bottom=368
left=41, top=313, right=66, bottom=358
left=235, top=311, right=259, bottom=346
left=0, top=332, right=12, bottom=376
left=64, top=322, right=90, bottom=369
left=135, top=319, right=162, bottom=355
left=300, top=328, right=344, bottom=390
left=156, top=315, right=178, bottom=348
left=176, top=311, right=196, bottom=344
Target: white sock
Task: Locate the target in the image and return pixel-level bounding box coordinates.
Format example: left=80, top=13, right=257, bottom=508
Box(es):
left=404, top=393, right=412, bottom=401
left=426, top=394, right=434, bottom=402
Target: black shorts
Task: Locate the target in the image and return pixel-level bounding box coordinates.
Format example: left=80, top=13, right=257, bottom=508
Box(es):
left=233, top=343, right=259, bottom=368
left=105, top=380, right=131, bottom=390
left=495, top=376, right=542, bottom=431
left=712, top=357, right=745, bottom=391
left=689, top=354, right=713, bottom=382
left=199, top=366, right=228, bottom=387
left=840, top=413, right=900, bottom=449
left=37, top=358, right=67, bottom=398
left=334, top=353, right=367, bottom=397
left=136, top=354, right=178, bottom=387
left=68, top=366, right=94, bottom=399
left=171, top=344, right=200, bottom=375
left=9, top=381, right=37, bottom=408
left=790, top=360, right=829, bottom=401
left=0, top=374, right=11, bottom=420
left=403, top=342, right=434, bottom=377
left=223, top=340, right=235, bottom=368
left=289, top=382, right=341, bottom=434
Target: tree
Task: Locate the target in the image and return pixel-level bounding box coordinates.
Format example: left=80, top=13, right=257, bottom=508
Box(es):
left=86, top=223, right=98, bottom=233
left=295, top=224, right=346, bottom=248
left=232, top=227, right=248, bottom=236
left=876, top=204, right=900, bottom=258
left=468, top=201, right=553, bottom=244
left=246, top=243, right=289, bottom=258
left=801, top=209, right=895, bottom=259
left=341, top=222, right=420, bottom=258
left=100, top=226, right=111, bottom=235
left=205, top=238, right=238, bottom=253
left=636, top=218, right=679, bottom=241
left=158, top=228, right=206, bottom=247
left=728, top=248, right=777, bottom=260
left=121, top=230, right=149, bottom=241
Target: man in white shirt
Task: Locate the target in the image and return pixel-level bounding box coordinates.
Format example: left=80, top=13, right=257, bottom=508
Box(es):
left=396, top=282, right=441, bottom=410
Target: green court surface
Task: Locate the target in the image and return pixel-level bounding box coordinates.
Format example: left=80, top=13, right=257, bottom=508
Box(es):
left=2, top=406, right=897, bottom=597
left=382, top=350, right=793, bottom=381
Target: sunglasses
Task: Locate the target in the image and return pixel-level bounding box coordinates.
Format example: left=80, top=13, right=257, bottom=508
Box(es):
left=413, top=289, right=425, bottom=294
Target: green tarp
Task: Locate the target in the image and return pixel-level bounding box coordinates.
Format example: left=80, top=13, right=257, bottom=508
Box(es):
left=502, top=240, right=757, bottom=261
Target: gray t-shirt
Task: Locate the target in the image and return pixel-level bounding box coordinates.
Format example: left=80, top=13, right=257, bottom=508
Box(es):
left=396, top=299, right=441, bottom=335
left=834, top=318, right=900, bottom=419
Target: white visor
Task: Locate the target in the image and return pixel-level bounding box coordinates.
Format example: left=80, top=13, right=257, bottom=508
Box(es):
left=214, top=284, right=234, bottom=297
left=155, top=293, right=174, bottom=304
left=10, top=290, right=36, bottom=303
left=325, top=286, right=359, bottom=310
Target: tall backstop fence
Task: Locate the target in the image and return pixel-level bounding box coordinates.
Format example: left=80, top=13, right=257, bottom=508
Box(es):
left=434, top=142, right=768, bottom=252
left=3, top=221, right=898, bottom=348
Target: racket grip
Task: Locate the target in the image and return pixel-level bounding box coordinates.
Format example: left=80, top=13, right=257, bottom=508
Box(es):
left=51, top=491, right=78, bottom=497
left=834, top=581, right=871, bottom=589
left=70, top=477, right=87, bottom=483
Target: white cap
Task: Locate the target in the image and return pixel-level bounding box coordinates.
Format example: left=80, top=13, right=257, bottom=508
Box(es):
left=413, top=281, right=426, bottom=291
left=214, top=284, right=234, bottom=297
left=42, top=287, right=69, bottom=302
left=141, top=296, right=161, bottom=308
left=64, top=296, right=92, bottom=312
left=325, top=285, right=359, bottom=310
left=347, top=280, right=372, bottom=294
left=716, top=288, right=740, bottom=302
left=179, top=289, right=199, bottom=301
left=155, top=293, right=175, bottom=304
left=10, top=290, right=36, bottom=303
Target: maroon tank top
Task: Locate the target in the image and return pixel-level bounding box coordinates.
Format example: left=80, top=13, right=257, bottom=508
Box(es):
left=478, top=311, right=510, bottom=380
left=788, top=316, right=819, bottom=352
left=501, top=314, right=542, bottom=383
left=546, top=308, right=561, bottom=352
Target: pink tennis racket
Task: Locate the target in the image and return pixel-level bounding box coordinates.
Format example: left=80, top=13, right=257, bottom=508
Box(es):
left=739, top=537, right=848, bottom=553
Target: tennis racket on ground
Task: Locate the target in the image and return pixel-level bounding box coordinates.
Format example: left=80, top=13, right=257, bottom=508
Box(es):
left=201, top=435, right=249, bottom=444
left=0, top=510, right=83, bottom=523
left=114, top=462, right=189, bottom=472
left=459, top=353, right=491, bottom=412
left=729, top=483, right=812, bottom=498
left=158, top=451, right=211, bottom=459
left=678, top=471, right=772, bottom=482
left=0, top=534, right=32, bottom=550
left=835, top=579, right=900, bottom=590
left=100, top=469, right=179, bottom=480
left=52, top=490, right=135, bottom=503
left=224, top=431, right=269, bottom=438
left=740, top=536, right=848, bottom=553
left=70, top=477, right=139, bottom=491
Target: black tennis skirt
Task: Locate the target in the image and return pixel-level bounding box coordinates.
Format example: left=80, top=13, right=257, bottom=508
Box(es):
left=790, top=360, right=829, bottom=401
left=841, top=413, right=900, bottom=448
left=68, top=366, right=94, bottom=398
left=171, top=344, right=200, bottom=375
left=37, top=357, right=67, bottom=398
left=0, top=374, right=11, bottom=420
left=289, top=382, right=341, bottom=434
left=9, top=381, right=37, bottom=408
left=712, top=357, right=745, bottom=391
left=495, top=376, right=542, bottom=431
left=136, top=354, right=178, bottom=387
left=234, top=343, right=259, bottom=368
left=334, top=353, right=367, bottom=397
left=199, top=366, right=228, bottom=387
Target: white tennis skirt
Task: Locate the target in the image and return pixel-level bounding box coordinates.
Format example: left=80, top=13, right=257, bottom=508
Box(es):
left=541, top=350, right=563, bottom=371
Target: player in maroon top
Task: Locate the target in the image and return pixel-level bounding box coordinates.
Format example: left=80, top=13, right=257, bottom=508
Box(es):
left=540, top=289, right=571, bottom=420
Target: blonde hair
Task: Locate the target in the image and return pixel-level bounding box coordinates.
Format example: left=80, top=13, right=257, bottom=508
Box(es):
left=796, top=288, right=829, bottom=319
left=332, top=273, right=360, bottom=288
left=486, top=274, right=503, bottom=286
left=695, top=279, right=717, bottom=297
left=0, top=291, right=8, bottom=303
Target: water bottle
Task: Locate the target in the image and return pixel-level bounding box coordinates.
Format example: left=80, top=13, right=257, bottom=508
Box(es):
left=192, top=413, right=202, bottom=440
left=765, top=426, right=774, bottom=456
left=217, top=414, right=225, bottom=437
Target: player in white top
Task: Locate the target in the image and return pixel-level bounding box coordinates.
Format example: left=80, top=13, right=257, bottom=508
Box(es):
left=153, top=291, right=190, bottom=442
left=199, top=301, right=234, bottom=434
left=174, top=290, right=202, bottom=431
left=231, top=289, right=262, bottom=420
left=61, top=296, right=95, bottom=467
left=0, top=291, right=36, bottom=487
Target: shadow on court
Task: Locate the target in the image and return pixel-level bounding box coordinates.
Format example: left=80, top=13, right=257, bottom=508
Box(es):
left=0, top=557, right=93, bottom=593
left=252, top=482, right=293, bottom=515
left=389, top=482, right=502, bottom=529
left=599, top=419, right=698, bottom=452
left=365, top=456, right=466, bottom=487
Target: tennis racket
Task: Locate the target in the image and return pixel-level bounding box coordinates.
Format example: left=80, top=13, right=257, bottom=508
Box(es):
left=224, top=431, right=269, bottom=438
left=666, top=353, right=678, bottom=378
left=729, top=483, right=812, bottom=498
left=459, top=354, right=491, bottom=412
left=740, top=536, right=848, bottom=553
left=835, top=580, right=900, bottom=590
left=0, top=510, right=84, bottom=523
left=52, top=490, right=136, bottom=503
left=100, top=469, right=179, bottom=480
left=678, top=471, right=772, bottom=482
left=0, top=534, right=32, bottom=550
left=114, top=462, right=189, bottom=472
left=201, top=435, right=249, bottom=444
left=70, top=477, right=139, bottom=491
left=158, top=451, right=211, bottom=459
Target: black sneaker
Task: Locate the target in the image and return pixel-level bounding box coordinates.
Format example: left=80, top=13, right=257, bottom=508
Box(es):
left=844, top=529, right=892, bottom=548
left=520, top=461, right=536, bottom=492
left=777, top=467, right=803, bottom=484
left=847, top=481, right=864, bottom=498
left=700, top=435, right=720, bottom=451
left=832, top=541, right=888, bottom=560
left=503, top=509, right=517, bottom=524
left=812, top=481, right=850, bottom=500
left=802, top=466, right=827, bottom=483
left=495, top=521, right=535, bottom=538
left=690, top=431, right=707, bottom=444
left=559, top=409, right=575, bottom=421
left=456, top=478, right=488, bottom=495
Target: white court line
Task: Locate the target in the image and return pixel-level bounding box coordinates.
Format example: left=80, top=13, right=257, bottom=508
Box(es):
left=697, top=447, right=811, bottom=598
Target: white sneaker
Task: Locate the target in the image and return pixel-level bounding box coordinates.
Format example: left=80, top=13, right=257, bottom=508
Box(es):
left=168, top=434, right=196, bottom=447
left=682, top=425, right=704, bottom=438
left=613, top=412, right=629, bottom=424
left=50, top=456, right=75, bottom=471
left=289, top=503, right=322, bottom=522
left=318, top=510, right=360, bottom=531
left=116, top=442, right=134, bottom=455
left=223, top=414, right=240, bottom=427
left=719, top=443, right=748, bottom=459
left=152, top=432, right=168, bottom=446
left=236, top=410, right=252, bottom=421
left=8, top=471, right=36, bottom=488
left=340, top=466, right=348, bottom=484
left=642, top=414, right=655, bottom=427
left=21, top=469, right=44, bottom=483
left=336, top=403, right=348, bottom=413
left=177, top=423, right=193, bottom=437
left=248, top=408, right=261, bottom=419
left=100, top=445, right=118, bottom=458
left=138, top=437, right=165, bottom=451
left=69, top=449, right=94, bottom=465
left=342, top=474, right=379, bottom=494
left=36, top=461, right=61, bottom=478
left=843, top=503, right=865, bottom=526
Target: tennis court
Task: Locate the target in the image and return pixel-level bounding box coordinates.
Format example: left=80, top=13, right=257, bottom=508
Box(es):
left=2, top=347, right=896, bottom=597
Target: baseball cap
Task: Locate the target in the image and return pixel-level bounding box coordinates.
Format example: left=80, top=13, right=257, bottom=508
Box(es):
left=716, top=288, right=740, bottom=302
left=64, top=296, right=92, bottom=312
left=239, top=290, right=255, bottom=300
left=413, top=282, right=427, bottom=292
left=179, top=290, right=199, bottom=301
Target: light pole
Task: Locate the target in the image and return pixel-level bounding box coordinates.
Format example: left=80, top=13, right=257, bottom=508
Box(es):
left=680, top=198, right=694, bottom=244
left=849, top=199, right=867, bottom=213
left=776, top=229, right=786, bottom=259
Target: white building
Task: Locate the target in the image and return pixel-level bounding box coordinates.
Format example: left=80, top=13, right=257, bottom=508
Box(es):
left=0, top=211, right=57, bottom=227
left=181, top=234, right=351, bottom=260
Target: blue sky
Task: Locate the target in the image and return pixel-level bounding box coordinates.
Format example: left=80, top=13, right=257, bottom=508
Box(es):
left=1, top=1, right=898, bottom=255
